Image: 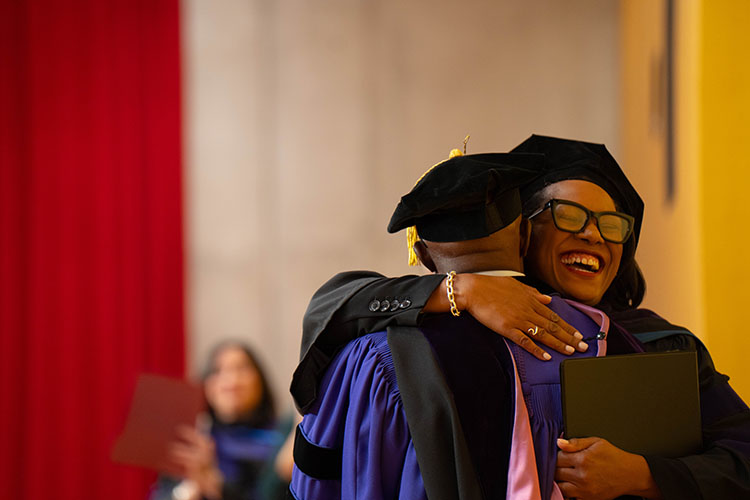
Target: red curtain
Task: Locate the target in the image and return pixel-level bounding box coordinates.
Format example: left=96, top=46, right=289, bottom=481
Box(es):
left=0, top=1, right=184, bottom=499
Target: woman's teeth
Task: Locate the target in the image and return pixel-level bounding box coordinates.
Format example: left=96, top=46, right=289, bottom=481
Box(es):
left=561, top=253, right=601, bottom=272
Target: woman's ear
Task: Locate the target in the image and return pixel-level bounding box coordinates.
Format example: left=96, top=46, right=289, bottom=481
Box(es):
left=413, top=240, right=437, bottom=273
left=520, top=218, right=532, bottom=258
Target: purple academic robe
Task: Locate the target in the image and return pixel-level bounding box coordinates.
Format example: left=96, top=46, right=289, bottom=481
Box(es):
left=505, top=300, right=607, bottom=499
left=293, top=271, right=750, bottom=499
left=289, top=331, right=426, bottom=500
left=290, top=297, right=607, bottom=500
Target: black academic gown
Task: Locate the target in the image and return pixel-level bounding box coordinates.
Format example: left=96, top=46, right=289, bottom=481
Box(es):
left=290, top=271, right=750, bottom=500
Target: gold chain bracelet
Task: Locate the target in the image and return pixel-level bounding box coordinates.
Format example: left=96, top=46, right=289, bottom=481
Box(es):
left=446, top=271, right=460, bottom=317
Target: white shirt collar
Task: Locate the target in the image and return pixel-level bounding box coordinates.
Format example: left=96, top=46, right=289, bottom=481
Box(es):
left=473, top=269, right=525, bottom=277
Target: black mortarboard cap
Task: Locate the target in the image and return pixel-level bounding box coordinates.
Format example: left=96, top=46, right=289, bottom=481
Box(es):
left=511, top=135, right=644, bottom=252
left=388, top=152, right=544, bottom=247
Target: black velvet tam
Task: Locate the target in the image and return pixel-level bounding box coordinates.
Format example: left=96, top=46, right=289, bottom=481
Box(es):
left=387, top=153, right=543, bottom=242
left=512, top=134, right=644, bottom=248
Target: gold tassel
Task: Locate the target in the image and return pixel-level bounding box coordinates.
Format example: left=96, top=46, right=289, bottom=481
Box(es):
left=407, top=226, right=420, bottom=266
left=406, top=135, right=470, bottom=266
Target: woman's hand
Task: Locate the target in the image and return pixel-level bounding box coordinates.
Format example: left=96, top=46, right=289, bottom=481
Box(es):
left=555, top=437, right=662, bottom=500
left=168, top=425, right=224, bottom=500
left=427, top=274, right=587, bottom=361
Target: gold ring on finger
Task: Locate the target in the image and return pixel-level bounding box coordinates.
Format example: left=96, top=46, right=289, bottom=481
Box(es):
left=527, top=326, right=539, bottom=337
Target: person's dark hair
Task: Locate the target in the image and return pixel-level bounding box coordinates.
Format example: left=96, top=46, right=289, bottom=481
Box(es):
left=599, top=257, right=645, bottom=311
left=202, top=340, right=276, bottom=428
left=522, top=186, right=646, bottom=310
left=521, top=186, right=550, bottom=220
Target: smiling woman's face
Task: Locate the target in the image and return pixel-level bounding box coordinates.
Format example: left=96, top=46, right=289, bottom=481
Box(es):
left=204, top=346, right=263, bottom=424
left=525, top=179, right=624, bottom=305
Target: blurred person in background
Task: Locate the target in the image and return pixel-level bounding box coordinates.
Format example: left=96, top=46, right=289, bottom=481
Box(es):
left=151, top=341, right=292, bottom=500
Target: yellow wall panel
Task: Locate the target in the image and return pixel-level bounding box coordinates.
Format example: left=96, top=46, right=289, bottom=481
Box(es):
left=620, top=0, right=704, bottom=339
left=700, top=1, right=750, bottom=401
left=622, top=0, right=749, bottom=401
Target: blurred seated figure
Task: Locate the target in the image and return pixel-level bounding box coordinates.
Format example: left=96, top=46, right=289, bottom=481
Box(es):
left=150, top=341, right=292, bottom=500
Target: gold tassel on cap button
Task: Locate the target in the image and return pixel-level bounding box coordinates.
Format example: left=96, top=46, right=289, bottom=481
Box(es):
left=407, top=135, right=470, bottom=266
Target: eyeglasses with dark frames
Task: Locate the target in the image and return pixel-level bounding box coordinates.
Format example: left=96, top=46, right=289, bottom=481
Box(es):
left=528, top=199, right=634, bottom=244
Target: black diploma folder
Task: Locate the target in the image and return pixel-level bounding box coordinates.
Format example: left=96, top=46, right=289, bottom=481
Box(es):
left=560, top=351, right=702, bottom=457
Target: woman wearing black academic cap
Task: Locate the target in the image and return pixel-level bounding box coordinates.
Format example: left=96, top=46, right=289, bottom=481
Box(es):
left=291, top=135, right=750, bottom=499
